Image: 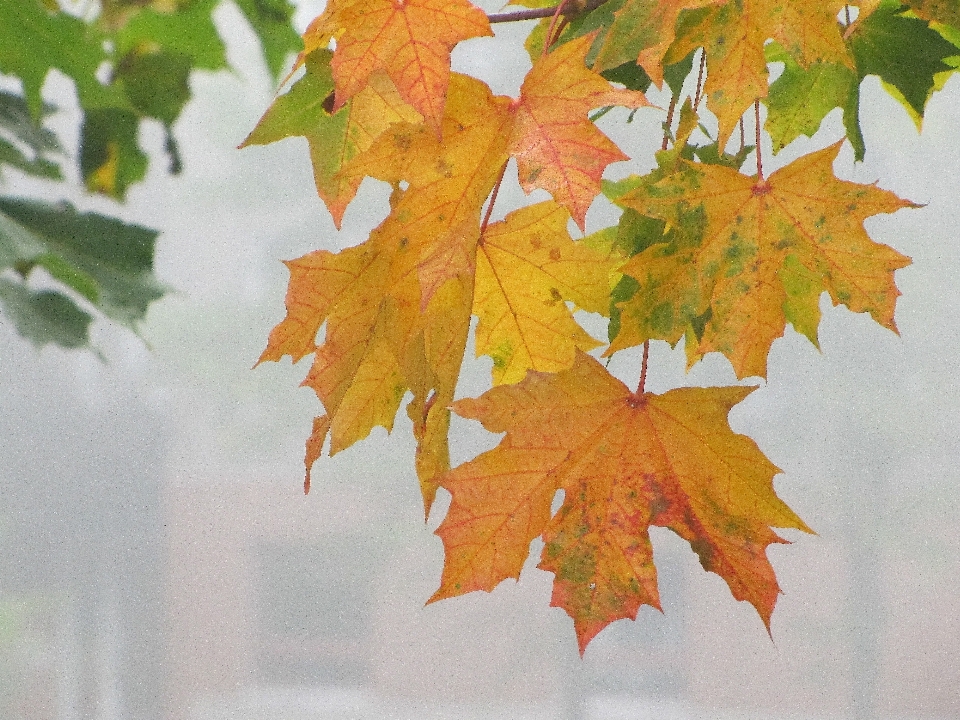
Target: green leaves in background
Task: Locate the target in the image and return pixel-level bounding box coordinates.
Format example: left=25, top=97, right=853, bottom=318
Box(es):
left=0, top=0, right=301, bottom=351
left=0, top=91, right=63, bottom=182
left=80, top=109, right=149, bottom=200
left=0, top=0, right=302, bottom=201
left=0, top=1, right=112, bottom=119
left=233, top=0, right=302, bottom=79
left=0, top=198, right=166, bottom=350
left=764, top=1, right=959, bottom=159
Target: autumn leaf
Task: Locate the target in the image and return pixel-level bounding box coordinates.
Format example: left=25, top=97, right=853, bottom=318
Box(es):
left=592, top=0, right=723, bottom=85
left=260, top=74, right=511, bottom=507
left=241, top=49, right=421, bottom=228
left=667, top=0, right=851, bottom=145
left=474, top=200, right=623, bottom=385
left=510, top=34, right=652, bottom=228
left=609, top=141, right=915, bottom=378
left=431, top=352, right=811, bottom=652
left=340, top=73, right=513, bottom=307
left=325, top=0, right=491, bottom=133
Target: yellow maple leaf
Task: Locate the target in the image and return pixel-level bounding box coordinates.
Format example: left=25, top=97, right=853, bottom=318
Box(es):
left=431, top=352, right=811, bottom=652
left=242, top=50, right=421, bottom=228
left=474, top=200, right=622, bottom=385
left=611, top=141, right=915, bottom=378
left=260, top=74, right=511, bottom=509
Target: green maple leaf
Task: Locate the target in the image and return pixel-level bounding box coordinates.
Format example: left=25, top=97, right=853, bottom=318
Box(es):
left=764, top=43, right=858, bottom=154
left=846, top=0, right=960, bottom=157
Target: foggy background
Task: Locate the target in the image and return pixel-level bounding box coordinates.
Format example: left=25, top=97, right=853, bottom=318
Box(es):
left=2, top=1, right=959, bottom=719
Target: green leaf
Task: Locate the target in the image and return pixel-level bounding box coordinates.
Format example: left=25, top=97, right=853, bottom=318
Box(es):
left=80, top=108, right=148, bottom=200
left=663, top=50, right=695, bottom=98
left=764, top=44, right=857, bottom=154
left=0, top=0, right=112, bottom=118
left=242, top=50, right=337, bottom=146
left=0, top=91, right=61, bottom=156
left=116, top=48, right=192, bottom=125
left=0, top=279, right=92, bottom=350
left=233, top=0, right=302, bottom=79
left=0, top=198, right=166, bottom=329
left=600, top=62, right=653, bottom=92
left=114, top=0, right=228, bottom=70
left=843, top=79, right=867, bottom=161
left=0, top=138, right=61, bottom=181
left=850, top=0, right=960, bottom=125
left=691, top=141, right=755, bottom=169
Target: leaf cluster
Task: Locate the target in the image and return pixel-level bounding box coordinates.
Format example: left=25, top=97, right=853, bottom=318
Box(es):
left=0, top=0, right=301, bottom=350
left=250, top=0, right=953, bottom=651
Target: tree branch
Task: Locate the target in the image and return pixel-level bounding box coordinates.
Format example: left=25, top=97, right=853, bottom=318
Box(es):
left=488, top=0, right=611, bottom=24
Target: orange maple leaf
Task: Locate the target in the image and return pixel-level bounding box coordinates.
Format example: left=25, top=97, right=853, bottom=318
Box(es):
left=327, top=0, right=492, bottom=134
left=431, top=352, right=811, bottom=652
left=667, top=0, right=852, bottom=144
left=511, top=34, right=652, bottom=229
left=609, top=141, right=915, bottom=378
left=260, top=74, right=512, bottom=509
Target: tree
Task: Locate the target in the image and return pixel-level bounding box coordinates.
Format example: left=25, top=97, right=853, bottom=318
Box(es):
left=0, top=0, right=300, bottom=351
left=245, top=0, right=958, bottom=654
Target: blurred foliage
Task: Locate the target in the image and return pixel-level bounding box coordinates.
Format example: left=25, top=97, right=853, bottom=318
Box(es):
left=0, top=0, right=301, bottom=351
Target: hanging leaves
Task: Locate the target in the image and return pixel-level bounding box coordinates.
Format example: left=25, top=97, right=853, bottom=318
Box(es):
left=245, top=0, right=942, bottom=652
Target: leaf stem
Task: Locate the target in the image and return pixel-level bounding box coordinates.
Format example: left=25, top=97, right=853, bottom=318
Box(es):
left=661, top=93, right=678, bottom=151
left=480, top=161, right=509, bottom=235
left=739, top=116, right=746, bottom=153
left=638, top=340, right=650, bottom=394
left=754, top=99, right=764, bottom=181
left=543, top=0, right=572, bottom=56
left=693, top=51, right=706, bottom=110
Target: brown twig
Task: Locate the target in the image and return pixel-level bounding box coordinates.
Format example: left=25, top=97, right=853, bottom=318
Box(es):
left=488, top=0, right=611, bottom=24
left=754, top=99, right=764, bottom=181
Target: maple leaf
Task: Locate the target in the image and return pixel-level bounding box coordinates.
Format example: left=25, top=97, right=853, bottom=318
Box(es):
left=667, top=0, right=852, bottom=145
left=323, top=0, right=492, bottom=134
left=259, top=74, right=511, bottom=509
left=763, top=43, right=857, bottom=154
left=431, top=352, right=811, bottom=652
left=340, top=73, right=514, bottom=307
left=474, top=200, right=623, bottom=385
left=510, top=34, right=652, bottom=228
left=241, top=50, right=421, bottom=228
left=609, top=141, right=915, bottom=378
left=592, top=0, right=723, bottom=85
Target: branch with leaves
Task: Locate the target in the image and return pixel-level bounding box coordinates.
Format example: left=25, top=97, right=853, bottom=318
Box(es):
left=247, top=0, right=954, bottom=652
